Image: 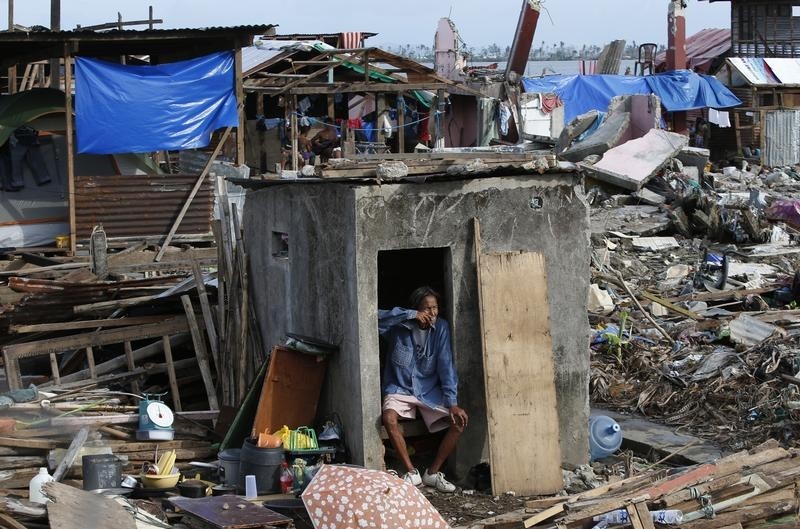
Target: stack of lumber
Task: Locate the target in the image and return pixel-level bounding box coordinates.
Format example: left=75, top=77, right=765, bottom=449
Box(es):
left=519, top=440, right=799, bottom=529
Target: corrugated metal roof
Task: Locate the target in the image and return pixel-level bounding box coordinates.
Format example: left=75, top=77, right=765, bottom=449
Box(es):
left=242, top=40, right=331, bottom=76
left=728, top=57, right=798, bottom=86
left=655, top=28, right=731, bottom=71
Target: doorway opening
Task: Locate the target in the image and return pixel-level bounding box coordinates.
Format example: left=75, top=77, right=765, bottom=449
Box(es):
left=377, top=247, right=449, bottom=312
left=376, top=247, right=452, bottom=472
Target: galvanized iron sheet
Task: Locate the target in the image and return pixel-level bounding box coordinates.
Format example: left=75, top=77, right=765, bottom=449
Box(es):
left=764, top=110, right=800, bottom=167
left=74, top=174, right=214, bottom=240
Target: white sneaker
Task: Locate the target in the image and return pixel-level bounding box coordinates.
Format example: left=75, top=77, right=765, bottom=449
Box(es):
left=422, top=470, right=456, bottom=493
left=403, top=468, right=422, bottom=486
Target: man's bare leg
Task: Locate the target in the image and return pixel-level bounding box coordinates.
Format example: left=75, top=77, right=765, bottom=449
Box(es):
left=382, top=409, right=414, bottom=472
left=428, top=424, right=462, bottom=475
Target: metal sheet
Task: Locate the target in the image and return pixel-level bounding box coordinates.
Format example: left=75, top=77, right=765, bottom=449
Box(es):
left=169, top=495, right=291, bottom=528
left=655, top=28, right=731, bottom=71
left=74, top=174, right=214, bottom=241
left=764, top=110, right=800, bottom=167
left=765, top=58, right=800, bottom=85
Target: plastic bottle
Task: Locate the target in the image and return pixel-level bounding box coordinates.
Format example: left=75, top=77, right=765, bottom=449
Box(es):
left=593, top=509, right=683, bottom=525
left=588, top=415, right=622, bottom=461
left=29, top=467, right=54, bottom=504
left=593, top=509, right=629, bottom=524
left=652, top=510, right=683, bottom=524
left=279, top=462, right=294, bottom=494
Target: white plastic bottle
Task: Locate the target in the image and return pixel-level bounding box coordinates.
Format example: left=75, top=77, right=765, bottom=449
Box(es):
left=29, top=467, right=54, bottom=504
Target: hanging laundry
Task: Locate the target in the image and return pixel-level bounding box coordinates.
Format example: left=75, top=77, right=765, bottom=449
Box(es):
left=708, top=108, right=731, bottom=128
left=380, top=113, right=393, bottom=139
left=498, top=103, right=512, bottom=136
left=541, top=94, right=563, bottom=114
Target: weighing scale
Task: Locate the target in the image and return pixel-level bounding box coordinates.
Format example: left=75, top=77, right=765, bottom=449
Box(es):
left=136, top=393, right=175, bottom=440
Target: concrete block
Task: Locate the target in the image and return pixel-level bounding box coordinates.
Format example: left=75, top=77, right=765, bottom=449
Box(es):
left=555, top=110, right=599, bottom=153
left=581, top=129, right=689, bottom=191
left=632, top=187, right=666, bottom=206
left=677, top=146, right=710, bottom=176
left=560, top=112, right=631, bottom=163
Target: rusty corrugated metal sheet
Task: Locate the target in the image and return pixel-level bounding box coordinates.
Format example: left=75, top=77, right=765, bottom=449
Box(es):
left=74, top=174, right=214, bottom=240
left=764, top=110, right=800, bottom=166
left=655, top=28, right=731, bottom=71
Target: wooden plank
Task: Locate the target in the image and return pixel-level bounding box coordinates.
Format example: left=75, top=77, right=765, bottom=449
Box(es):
left=0, top=512, right=28, bottom=529
left=49, top=353, right=60, bottom=385
left=191, top=260, right=219, bottom=372
left=475, top=238, right=562, bottom=492
left=9, top=315, right=166, bottom=334
left=162, top=336, right=183, bottom=412
left=85, top=346, right=97, bottom=379
left=181, top=295, right=219, bottom=414
left=44, top=481, right=137, bottom=529
left=3, top=318, right=188, bottom=359
left=626, top=502, right=655, bottom=529
left=51, top=427, right=88, bottom=482
left=72, top=294, right=162, bottom=314
left=48, top=410, right=218, bottom=428
left=0, top=437, right=58, bottom=450
left=235, top=46, right=245, bottom=166
left=154, top=126, right=232, bottom=262
left=523, top=502, right=565, bottom=528
left=123, top=340, right=140, bottom=395
left=65, top=45, right=76, bottom=255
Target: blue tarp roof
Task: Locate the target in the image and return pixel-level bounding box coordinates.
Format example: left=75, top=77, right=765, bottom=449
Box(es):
left=522, top=70, right=742, bottom=123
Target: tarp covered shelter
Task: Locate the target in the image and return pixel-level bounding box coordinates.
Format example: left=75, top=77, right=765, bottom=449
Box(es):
left=521, top=70, right=742, bottom=123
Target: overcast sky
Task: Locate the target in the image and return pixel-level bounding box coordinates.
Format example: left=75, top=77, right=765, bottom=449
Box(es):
left=5, top=0, right=731, bottom=48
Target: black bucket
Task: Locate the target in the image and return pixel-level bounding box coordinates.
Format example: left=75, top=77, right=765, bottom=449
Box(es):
left=239, top=438, right=283, bottom=494
left=82, top=454, right=122, bottom=491
left=264, top=499, right=313, bottom=529
left=218, top=448, right=241, bottom=488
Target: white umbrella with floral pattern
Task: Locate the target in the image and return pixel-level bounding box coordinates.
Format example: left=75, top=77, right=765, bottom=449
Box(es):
left=301, top=464, right=450, bottom=529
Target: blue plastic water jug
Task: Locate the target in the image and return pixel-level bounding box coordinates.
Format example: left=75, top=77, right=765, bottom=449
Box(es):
left=588, top=415, right=622, bottom=461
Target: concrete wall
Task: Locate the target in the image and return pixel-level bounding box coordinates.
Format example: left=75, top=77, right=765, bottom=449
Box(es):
left=244, top=173, right=591, bottom=476
left=353, top=175, right=591, bottom=474
left=243, top=184, right=371, bottom=464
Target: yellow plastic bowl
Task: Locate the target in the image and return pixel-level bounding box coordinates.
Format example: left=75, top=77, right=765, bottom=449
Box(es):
left=141, top=473, right=180, bottom=489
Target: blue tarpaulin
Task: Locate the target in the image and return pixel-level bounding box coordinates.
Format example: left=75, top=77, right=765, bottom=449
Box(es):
left=521, top=70, right=741, bottom=123
left=75, top=52, right=238, bottom=154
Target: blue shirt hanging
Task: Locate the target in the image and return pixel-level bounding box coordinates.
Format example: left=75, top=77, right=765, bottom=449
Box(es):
left=75, top=52, right=238, bottom=154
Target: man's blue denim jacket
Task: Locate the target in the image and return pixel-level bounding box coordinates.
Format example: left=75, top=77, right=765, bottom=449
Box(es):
left=378, top=307, right=458, bottom=409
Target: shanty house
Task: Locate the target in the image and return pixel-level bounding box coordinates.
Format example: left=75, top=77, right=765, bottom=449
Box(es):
left=0, top=26, right=271, bottom=252
left=701, top=0, right=800, bottom=57
left=240, top=161, right=591, bottom=496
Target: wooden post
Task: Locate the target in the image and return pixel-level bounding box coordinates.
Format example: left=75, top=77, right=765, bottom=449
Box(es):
left=148, top=5, right=154, bottom=29
left=363, top=50, right=369, bottom=83
left=256, top=94, right=265, bottom=173
left=161, top=336, right=182, bottom=411
left=291, top=95, right=298, bottom=171
left=376, top=93, right=386, bottom=144
left=154, top=127, right=231, bottom=262
left=234, top=46, right=245, bottom=166
left=327, top=94, right=335, bottom=121
left=7, top=0, right=15, bottom=94
left=397, top=94, right=405, bottom=154
left=434, top=89, right=446, bottom=149
left=49, top=0, right=60, bottom=89
left=85, top=346, right=96, bottom=379
left=64, top=43, right=76, bottom=255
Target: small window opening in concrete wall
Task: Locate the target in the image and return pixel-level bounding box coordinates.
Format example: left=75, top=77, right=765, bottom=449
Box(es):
left=377, top=247, right=452, bottom=469
left=272, top=231, right=289, bottom=258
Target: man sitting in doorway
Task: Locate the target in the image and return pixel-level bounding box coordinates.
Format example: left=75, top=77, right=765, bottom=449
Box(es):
left=310, top=117, right=342, bottom=161
left=378, top=286, right=468, bottom=493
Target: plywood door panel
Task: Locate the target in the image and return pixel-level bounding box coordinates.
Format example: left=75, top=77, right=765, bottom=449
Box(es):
left=252, top=346, right=328, bottom=436
left=477, top=251, right=562, bottom=495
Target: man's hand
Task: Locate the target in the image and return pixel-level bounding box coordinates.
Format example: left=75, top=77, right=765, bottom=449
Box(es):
left=415, top=311, right=433, bottom=329
left=449, top=406, right=468, bottom=432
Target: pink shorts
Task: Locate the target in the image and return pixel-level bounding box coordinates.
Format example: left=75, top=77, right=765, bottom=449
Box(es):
left=382, top=394, right=451, bottom=433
